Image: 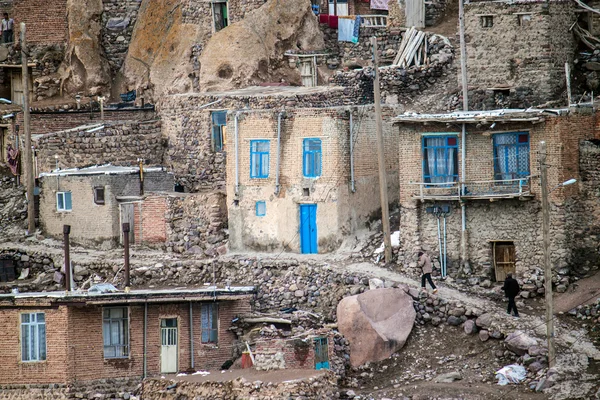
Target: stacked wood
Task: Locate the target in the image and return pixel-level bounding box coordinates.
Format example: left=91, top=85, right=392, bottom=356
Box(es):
left=393, top=26, right=429, bottom=68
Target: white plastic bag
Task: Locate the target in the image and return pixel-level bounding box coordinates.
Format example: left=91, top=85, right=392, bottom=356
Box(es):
left=495, top=364, right=527, bottom=385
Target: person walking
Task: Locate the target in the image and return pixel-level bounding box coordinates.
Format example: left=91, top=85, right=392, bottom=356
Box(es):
left=1, top=13, right=14, bottom=44
left=418, top=251, right=437, bottom=294
left=502, top=273, right=520, bottom=318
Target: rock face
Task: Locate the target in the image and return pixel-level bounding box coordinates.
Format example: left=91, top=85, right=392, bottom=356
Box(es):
left=337, top=288, right=416, bottom=367
left=198, top=0, right=325, bottom=92
left=59, top=0, right=111, bottom=95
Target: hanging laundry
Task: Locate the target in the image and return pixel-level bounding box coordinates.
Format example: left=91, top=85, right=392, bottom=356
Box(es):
left=338, top=16, right=361, bottom=43
left=328, top=14, right=338, bottom=29
left=371, top=0, right=389, bottom=10
left=7, top=144, right=18, bottom=176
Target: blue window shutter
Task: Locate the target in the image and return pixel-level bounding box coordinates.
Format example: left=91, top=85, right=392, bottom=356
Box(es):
left=303, top=138, right=322, bottom=178
left=57, top=193, right=64, bottom=210
left=256, top=201, right=266, bottom=216
left=65, top=192, right=72, bottom=210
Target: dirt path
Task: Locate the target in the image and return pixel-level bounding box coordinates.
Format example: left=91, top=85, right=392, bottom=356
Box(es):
left=555, top=270, right=600, bottom=313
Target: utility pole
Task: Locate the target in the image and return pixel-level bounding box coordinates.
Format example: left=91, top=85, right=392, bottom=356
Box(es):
left=458, top=0, right=469, bottom=264
left=371, top=36, right=392, bottom=264
left=539, top=141, right=556, bottom=368
left=21, top=23, right=34, bottom=235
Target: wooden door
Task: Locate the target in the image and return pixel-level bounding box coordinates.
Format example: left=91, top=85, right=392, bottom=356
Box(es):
left=10, top=70, right=32, bottom=106
left=160, top=318, right=178, bottom=374
left=493, top=242, right=516, bottom=282
left=405, top=0, right=425, bottom=28
left=314, top=337, right=330, bottom=370
left=119, top=203, right=135, bottom=244
left=300, top=58, right=316, bottom=87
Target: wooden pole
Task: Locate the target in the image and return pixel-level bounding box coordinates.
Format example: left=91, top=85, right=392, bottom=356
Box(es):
left=458, top=0, right=469, bottom=264
left=458, top=0, right=468, bottom=111
left=371, top=36, right=392, bottom=264
left=21, top=23, right=34, bottom=235
left=539, top=141, right=556, bottom=368
left=565, top=62, right=572, bottom=106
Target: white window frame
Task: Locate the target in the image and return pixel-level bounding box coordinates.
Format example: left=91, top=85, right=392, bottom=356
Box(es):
left=56, top=191, right=72, bottom=212
left=21, top=312, right=46, bottom=362
left=102, top=307, right=130, bottom=359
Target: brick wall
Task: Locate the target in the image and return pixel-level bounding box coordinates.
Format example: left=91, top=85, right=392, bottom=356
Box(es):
left=13, top=0, right=68, bottom=46
left=139, top=195, right=168, bottom=244
left=0, top=305, right=69, bottom=385
left=34, top=119, right=164, bottom=174
left=464, top=0, right=576, bottom=103
left=226, top=106, right=400, bottom=253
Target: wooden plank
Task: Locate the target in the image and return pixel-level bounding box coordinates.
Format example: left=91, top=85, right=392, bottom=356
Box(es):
left=402, top=31, right=424, bottom=68
left=398, top=32, right=418, bottom=67
left=394, top=27, right=415, bottom=66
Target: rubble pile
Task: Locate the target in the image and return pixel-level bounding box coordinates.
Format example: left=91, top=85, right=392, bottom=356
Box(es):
left=568, top=298, right=600, bottom=325
left=0, top=249, right=63, bottom=293
left=0, top=176, right=26, bottom=236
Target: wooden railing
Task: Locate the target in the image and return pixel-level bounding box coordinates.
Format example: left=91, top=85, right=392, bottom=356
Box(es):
left=360, top=15, right=388, bottom=28
left=410, top=176, right=532, bottom=201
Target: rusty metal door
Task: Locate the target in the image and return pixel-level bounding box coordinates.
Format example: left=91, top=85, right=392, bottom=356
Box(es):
left=493, top=242, right=516, bottom=282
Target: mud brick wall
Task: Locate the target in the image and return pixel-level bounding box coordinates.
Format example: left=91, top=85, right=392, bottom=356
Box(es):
left=101, top=0, right=143, bottom=74
left=13, top=0, right=68, bottom=46
left=33, top=119, right=164, bottom=173
left=464, top=0, right=576, bottom=103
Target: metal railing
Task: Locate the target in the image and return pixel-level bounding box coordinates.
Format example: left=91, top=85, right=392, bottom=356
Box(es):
left=360, top=15, right=388, bottom=28
left=410, top=176, right=532, bottom=201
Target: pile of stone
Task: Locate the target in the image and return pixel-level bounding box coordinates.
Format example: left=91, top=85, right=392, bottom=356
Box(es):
left=567, top=298, right=600, bottom=325
left=0, top=176, right=26, bottom=234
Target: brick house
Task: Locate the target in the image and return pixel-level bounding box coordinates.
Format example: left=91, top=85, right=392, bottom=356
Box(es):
left=226, top=105, right=400, bottom=254
left=0, top=286, right=254, bottom=392
left=464, top=0, right=576, bottom=105
left=38, top=165, right=174, bottom=247
left=395, top=107, right=596, bottom=281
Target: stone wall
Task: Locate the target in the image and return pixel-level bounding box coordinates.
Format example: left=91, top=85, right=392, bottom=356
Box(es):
left=140, top=372, right=338, bottom=399
left=426, top=0, right=452, bottom=27
left=101, top=0, right=142, bottom=74
left=33, top=119, right=164, bottom=173
left=464, top=0, right=576, bottom=104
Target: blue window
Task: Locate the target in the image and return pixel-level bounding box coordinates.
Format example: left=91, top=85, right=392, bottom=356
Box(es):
left=21, top=313, right=46, bottom=362
left=303, top=138, right=322, bottom=178
left=56, top=191, right=72, bottom=211
left=256, top=201, right=266, bottom=217
left=422, top=135, right=459, bottom=184
left=250, top=140, right=270, bottom=178
left=211, top=111, right=227, bottom=152
left=201, top=303, right=218, bottom=343
left=493, top=132, right=530, bottom=181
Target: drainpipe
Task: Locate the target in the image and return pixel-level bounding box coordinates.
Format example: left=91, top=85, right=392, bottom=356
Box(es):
left=274, top=111, right=283, bottom=196
left=138, top=158, right=144, bottom=196
left=63, top=225, right=71, bottom=292
left=349, top=110, right=356, bottom=193
left=443, top=214, right=448, bottom=278
left=123, top=223, right=131, bottom=292
left=461, top=124, right=467, bottom=264
left=143, top=303, right=147, bottom=379
left=189, top=302, right=195, bottom=369
left=234, top=112, right=240, bottom=196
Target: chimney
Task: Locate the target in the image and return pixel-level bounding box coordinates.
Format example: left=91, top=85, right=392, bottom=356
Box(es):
left=122, top=223, right=131, bottom=292
left=63, top=225, right=71, bottom=292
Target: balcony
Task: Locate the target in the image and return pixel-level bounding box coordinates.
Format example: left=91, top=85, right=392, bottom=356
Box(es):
left=410, top=177, right=533, bottom=201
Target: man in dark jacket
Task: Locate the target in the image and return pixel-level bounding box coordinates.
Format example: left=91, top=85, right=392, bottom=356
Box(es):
left=502, top=273, right=520, bottom=318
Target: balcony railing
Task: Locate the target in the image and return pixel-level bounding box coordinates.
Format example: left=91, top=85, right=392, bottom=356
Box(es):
left=411, top=176, right=533, bottom=201
left=360, top=15, right=388, bottom=28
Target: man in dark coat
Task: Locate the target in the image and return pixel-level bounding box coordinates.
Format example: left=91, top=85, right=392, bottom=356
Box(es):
left=502, top=273, right=520, bottom=317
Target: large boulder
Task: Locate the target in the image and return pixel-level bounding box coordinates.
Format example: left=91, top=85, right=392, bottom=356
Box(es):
left=198, top=0, right=325, bottom=92
left=337, top=288, right=416, bottom=367
left=504, top=330, right=538, bottom=356
left=59, top=0, right=111, bottom=95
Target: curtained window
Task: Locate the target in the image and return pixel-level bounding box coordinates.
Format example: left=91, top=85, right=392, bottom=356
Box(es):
left=493, top=132, right=530, bottom=182
left=423, top=135, right=459, bottom=185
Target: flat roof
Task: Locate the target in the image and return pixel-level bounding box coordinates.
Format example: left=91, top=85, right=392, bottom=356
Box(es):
left=393, top=108, right=570, bottom=124
left=39, top=164, right=168, bottom=178
left=0, top=286, right=256, bottom=306
left=172, top=85, right=345, bottom=99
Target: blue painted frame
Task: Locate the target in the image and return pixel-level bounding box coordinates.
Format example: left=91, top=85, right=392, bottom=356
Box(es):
left=303, top=138, right=322, bottom=178
left=492, top=132, right=530, bottom=181
left=255, top=201, right=266, bottom=217
left=422, top=135, right=459, bottom=184
left=211, top=111, right=227, bottom=152
left=56, top=191, right=72, bottom=211
left=250, top=140, right=270, bottom=179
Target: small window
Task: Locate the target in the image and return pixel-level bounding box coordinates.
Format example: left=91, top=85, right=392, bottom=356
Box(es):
left=303, top=188, right=310, bottom=197
left=481, top=15, right=494, bottom=28
left=21, top=312, right=46, bottom=362
left=493, top=132, right=530, bottom=182
left=303, top=138, right=322, bottom=178
left=103, top=307, right=129, bottom=358
left=517, top=13, right=532, bottom=26
left=423, top=135, right=459, bottom=184
left=213, top=1, right=228, bottom=31
left=250, top=140, right=270, bottom=179
left=211, top=111, right=227, bottom=152
left=56, top=191, right=72, bottom=211
left=256, top=201, right=266, bottom=216
left=201, top=303, right=218, bottom=343
left=94, top=187, right=105, bottom=205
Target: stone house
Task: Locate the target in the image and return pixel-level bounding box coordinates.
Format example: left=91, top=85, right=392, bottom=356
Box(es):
left=0, top=286, right=254, bottom=396
left=38, top=165, right=174, bottom=247
left=227, top=104, right=400, bottom=253
left=395, top=107, right=597, bottom=283
left=464, top=0, right=576, bottom=106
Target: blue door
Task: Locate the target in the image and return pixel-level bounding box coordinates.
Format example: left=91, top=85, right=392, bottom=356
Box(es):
left=300, top=204, right=318, bottom=254
left=314, top=337, right=330, bottom=370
